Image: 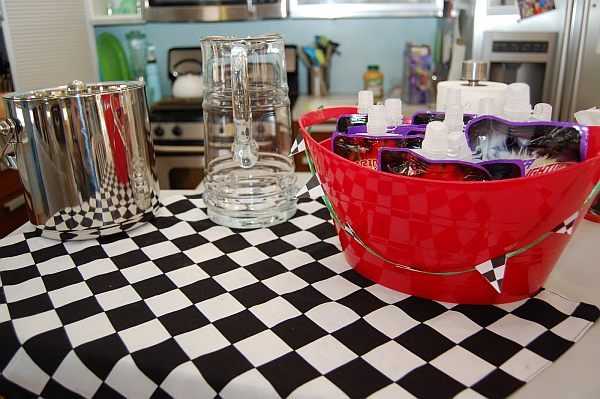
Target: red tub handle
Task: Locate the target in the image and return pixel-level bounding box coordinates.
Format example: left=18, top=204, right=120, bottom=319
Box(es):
left=298, top=107, right=356, bottom=132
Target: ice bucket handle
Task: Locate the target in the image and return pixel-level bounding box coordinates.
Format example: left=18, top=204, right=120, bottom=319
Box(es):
left=0, top=118, right=19, bottom=170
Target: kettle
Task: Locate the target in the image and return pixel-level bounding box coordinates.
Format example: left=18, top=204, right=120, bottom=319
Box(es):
left=170, top=58, right=203, bottom=98
left=172, top=73, right=204, bottom=98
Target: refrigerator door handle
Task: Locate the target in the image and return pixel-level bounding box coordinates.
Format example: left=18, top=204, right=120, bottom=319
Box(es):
left=553, top=0, right=575, bottom=121
left=567, top=0, right=592, bottom=120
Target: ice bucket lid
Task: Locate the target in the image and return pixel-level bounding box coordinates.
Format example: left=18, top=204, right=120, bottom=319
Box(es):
left=2, top=80, right=145, bottom=103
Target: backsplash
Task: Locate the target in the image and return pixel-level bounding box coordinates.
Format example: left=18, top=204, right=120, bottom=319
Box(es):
left=95, top=18, right=437, bottom=97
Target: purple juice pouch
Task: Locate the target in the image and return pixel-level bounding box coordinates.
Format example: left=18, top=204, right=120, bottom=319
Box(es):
left=336, top=113, right=367, bottom=133
left=479, top=160, right=525, bottom=180
left=466, top=115, right=589, bottom=177
left=411, top=111, right=477, bottom=126
left=378, top=148, right=493, bottom=181
left=331, top=131, right=424, bottom=170
left=345, top=124, right=426, bottom=136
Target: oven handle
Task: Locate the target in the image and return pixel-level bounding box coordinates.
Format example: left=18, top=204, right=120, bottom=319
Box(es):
left=154, top=144, right=204, bottom=155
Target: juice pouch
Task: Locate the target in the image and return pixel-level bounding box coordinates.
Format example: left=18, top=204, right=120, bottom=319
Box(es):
left=479, top=160, right=525, bottom=180
left=336, top=114, right=424, bottom=135
left=336, top=113, right=368, bottom=133
left=378, top=148, right=492, bottom=181
left=411, top=111, right=477, bottom=126
left=346, top=124, right=426, bottom=136
left=466, top=115, right=588, bottom=176
left=331, top=131, right=424, bottom=170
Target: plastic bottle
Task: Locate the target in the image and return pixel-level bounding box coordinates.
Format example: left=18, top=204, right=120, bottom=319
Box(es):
left=384, top=98, right=403, bottom=128
left=126, top=30, right=147, bottom=80
left=503, top=82, right=532, bottom=122
left=418, top=121, right=448, bottom=160
left=145, top=44, right=162, bottom=105
left=366, top=103, right=386, bottom=134
left=364, top=65, right=384, bottom=103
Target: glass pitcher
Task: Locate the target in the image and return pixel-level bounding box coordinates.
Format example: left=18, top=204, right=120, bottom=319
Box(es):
left=200, top=34, right=297, bottom=228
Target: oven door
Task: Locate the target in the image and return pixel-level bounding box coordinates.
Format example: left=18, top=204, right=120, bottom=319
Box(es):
left=144, top=0, right=287, bottom=22
left=155, top=145, right=205, bottom=190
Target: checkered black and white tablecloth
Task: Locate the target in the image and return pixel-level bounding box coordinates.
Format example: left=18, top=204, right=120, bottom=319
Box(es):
left=0, top=195, right=598, bottom=399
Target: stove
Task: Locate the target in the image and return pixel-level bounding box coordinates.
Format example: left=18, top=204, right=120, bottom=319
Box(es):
left=150, top=96, right=205, bottom=190
left=150, top=97, right=204, bottom=146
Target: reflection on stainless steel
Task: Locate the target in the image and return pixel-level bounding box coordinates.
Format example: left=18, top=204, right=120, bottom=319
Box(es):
left=1, top=80, right=160, bottom=240
left=143, top=1, right=287, bottom=22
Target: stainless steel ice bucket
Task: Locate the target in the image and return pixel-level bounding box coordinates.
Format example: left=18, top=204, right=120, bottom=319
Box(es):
left=0, top=80, right=160, bottom=240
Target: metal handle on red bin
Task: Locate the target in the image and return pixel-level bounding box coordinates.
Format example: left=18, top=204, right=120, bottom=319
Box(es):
left=298, top=107, right=600, bottom=278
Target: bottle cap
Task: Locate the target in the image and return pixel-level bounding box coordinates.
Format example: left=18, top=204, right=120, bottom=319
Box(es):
left=478, top=97, right=496, bottom=116
left=443, top=87, right=464, bottom=132
left=358, top=90, right=374, bottom=114
left=422, top=121, right=448, bottom=159
left=366, top=103, right=386, bottom=134
left=533, top=103, right=552, bottom=121
left=146, top=44, right=157, bottom=62
left=447, top=131, right=473, bottom=161
left=384, top=98, right=403, bottom=126
left=503, top=82, right=532, bottom=122
left=368, top=65, right=379, bottom=70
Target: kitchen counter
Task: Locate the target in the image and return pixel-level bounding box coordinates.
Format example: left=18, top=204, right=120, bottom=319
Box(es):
left=1, top=183, right=599, bottom=398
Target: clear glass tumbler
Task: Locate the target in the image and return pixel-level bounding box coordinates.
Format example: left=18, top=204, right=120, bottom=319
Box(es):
left=200, top=34, right=297, bottom=229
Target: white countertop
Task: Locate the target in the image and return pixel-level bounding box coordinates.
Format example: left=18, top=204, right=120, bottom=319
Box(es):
left=517, top=219, right=600, bottom=398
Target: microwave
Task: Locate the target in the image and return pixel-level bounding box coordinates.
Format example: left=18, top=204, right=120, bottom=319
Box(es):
left=143, top=0, right=287, bottom=22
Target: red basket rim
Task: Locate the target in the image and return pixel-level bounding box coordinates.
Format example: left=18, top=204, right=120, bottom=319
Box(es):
left=298, top=106, right=600, bottom=187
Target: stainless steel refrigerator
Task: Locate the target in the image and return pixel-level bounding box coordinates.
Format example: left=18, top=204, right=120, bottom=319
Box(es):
left=467, top=0, right=600, bottom=121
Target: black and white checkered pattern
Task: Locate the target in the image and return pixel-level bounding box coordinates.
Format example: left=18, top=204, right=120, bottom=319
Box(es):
left=40, top=163, right=159, bottom=241
left=289, top=133, right=306, bottom=157
left=295, top=174, right=325, bottom=200
left=1, top=196, right=598, bottom=399
left=552, top=211, right=579, bottom=235
left=475, top=255, right=507, bottom=293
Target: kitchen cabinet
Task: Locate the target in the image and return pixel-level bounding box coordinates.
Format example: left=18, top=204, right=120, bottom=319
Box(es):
left=0, top=0, right=98, bottom=90
left=88, top=0, right=144, bottom=25
left=0, top=168, right=27, bottom=238
left=289, top=0, right=442, bottom=19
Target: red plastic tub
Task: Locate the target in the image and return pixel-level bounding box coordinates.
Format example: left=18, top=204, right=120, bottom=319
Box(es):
left=299, top=107, right=600, bottom=304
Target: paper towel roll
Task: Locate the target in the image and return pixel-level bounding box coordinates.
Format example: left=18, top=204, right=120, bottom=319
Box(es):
left=436, top=81, right=507, bottom=116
